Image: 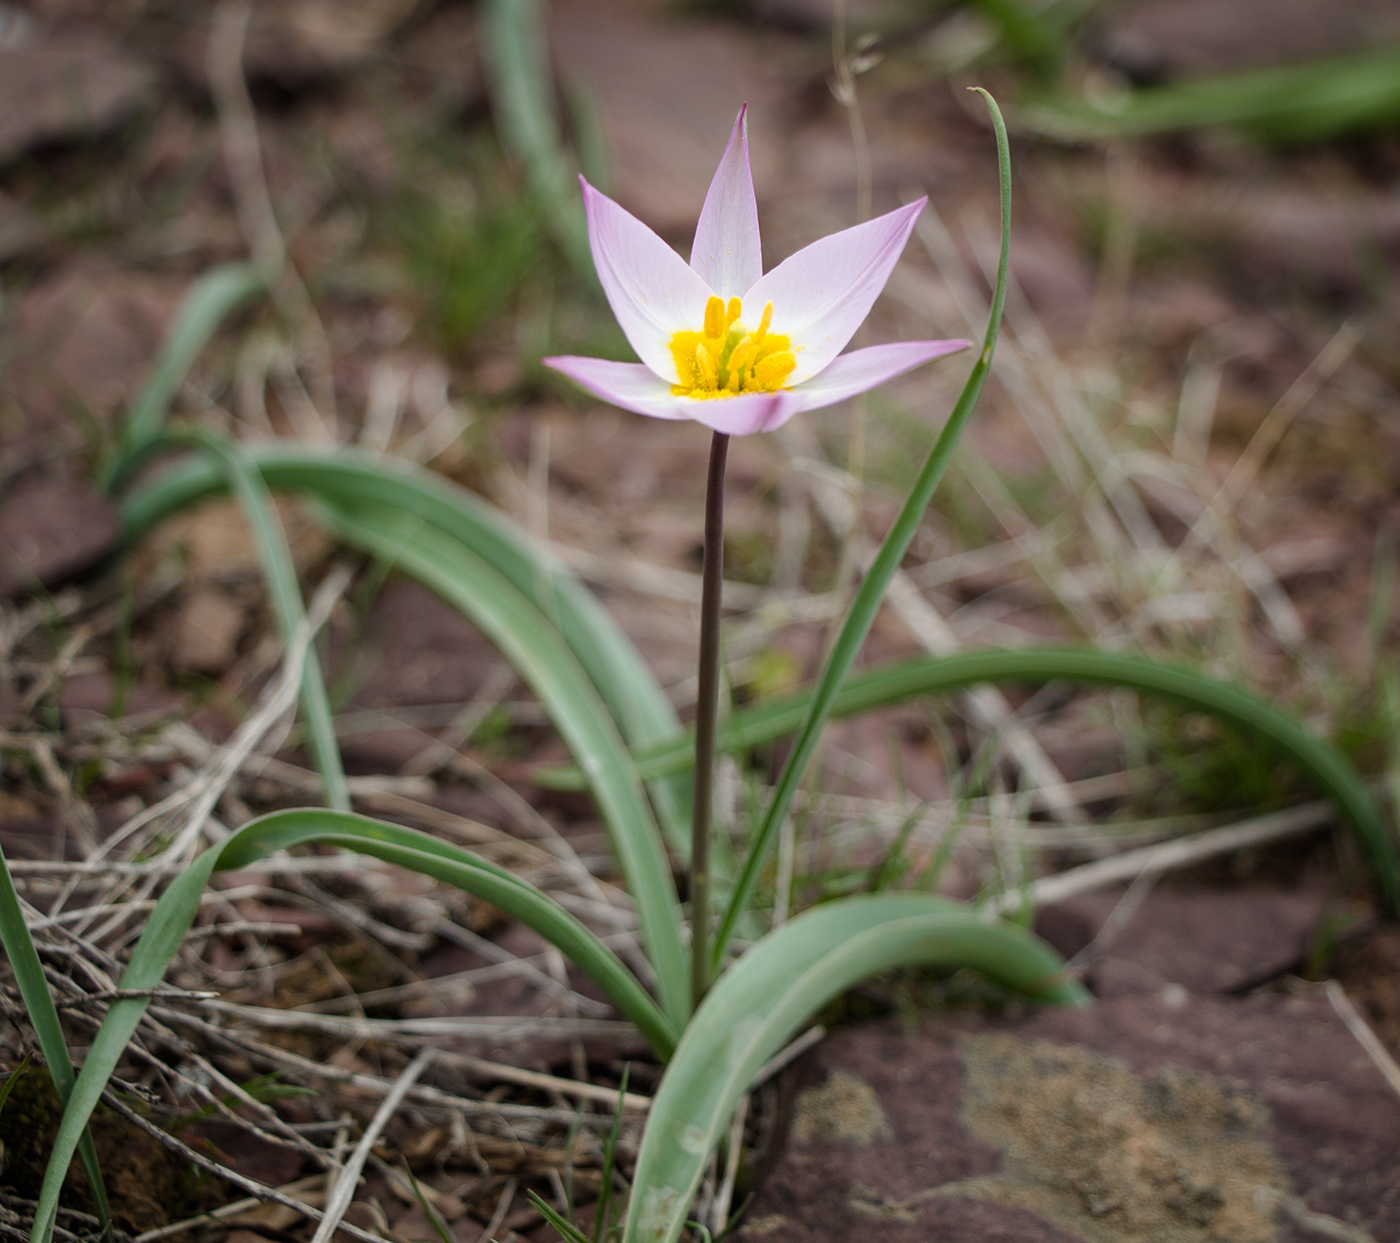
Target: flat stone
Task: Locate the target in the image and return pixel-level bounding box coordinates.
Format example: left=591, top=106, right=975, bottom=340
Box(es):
left=4, top=266, right=183, bottom=465
left=1096, top=0, right=1400, bottom=79
left=1035, top=884, right=1326, bottom=998
left=0, top=476, right=118, bottom=599
left=744, top=992, right=1400, bottom=1242
left=223, top=0, right=420, bottom=87
left=0, top=29, right=156, bottom=163
left=171, top=587, right=247, bottom=675
left=549, top=1, right=784, bottom=235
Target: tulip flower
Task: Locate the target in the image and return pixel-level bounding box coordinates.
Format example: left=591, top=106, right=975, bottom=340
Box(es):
left=544, top=106, right=971, bottom=436
left=546, top=107, right=973, bottom=1010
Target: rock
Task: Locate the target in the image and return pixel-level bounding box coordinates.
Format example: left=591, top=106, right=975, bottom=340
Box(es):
left=345, top=577, right=503, bottom=709
left=1034, top=884, right=1327, bottom=998
left=0, top=28, right=156, bottom=163
left=1095, top=0, right=1400, bottom=79
left=183, top=1119, right=308, bottom=1189
left=181, top=0, right=419, bottom=89
left=0, top=476, right=118, bottom=599
left=744, top=992, right=1400, bottom=1241
left=4, top=266, right=183, bottom=465
left=790, top=1070, right=892, bottom=1146
left=549, top=1, right=783, bottom=235
left=58, top=670, right=183, bottom=731
left=171, top=587, right=247, bottom=675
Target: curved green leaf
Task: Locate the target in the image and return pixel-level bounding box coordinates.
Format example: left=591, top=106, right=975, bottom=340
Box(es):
left=1022, top=46, right=1400, bottom=144
left=176, top=431, right=348, bottom=811
left=103, top=262, right=265, bottom=489
left=541, top=646, right=1398, bottom=919
left=31, top=809, right=675, bottom=1243
left=0, top=849, right=112, bottom=1231
left=714, top=90, right=1014, bottom=967
left=312, top=500, right=689, bottom=1029
left=482, top=0, right=594, bottom=281
left=119, top=445, right=694, bottom=857
left=624, top=893, right=1086, bottom=1243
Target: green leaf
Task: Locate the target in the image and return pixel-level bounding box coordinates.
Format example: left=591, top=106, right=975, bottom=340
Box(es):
left=482, top=0, right=595, bottom=282
left=31, top=808, right=676, bottom=1243
left=312, top=501, right=690, bottom=1030
left=102, top=262, right=265, bottom=489
left=176, top=431, right=348, bottom=812
left=0, top=850, right=112, bottom=1233
left=119, top=445, right=695, bottom=860
left=713, top=89, right=1014, bottom=969
left=1022, top=45, right=1400, bottom=143
left=0, top=1054, right=31, bottom=1118
left=548, top=646, right=1397, bottom=919
left=623, top=893, right=1086, bottom=1243
left=530, top=1190, right=595, bottom=1243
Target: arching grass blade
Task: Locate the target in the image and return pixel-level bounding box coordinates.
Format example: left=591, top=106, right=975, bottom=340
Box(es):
left=538, top=645, right=1398, bottom=918
left=30, top=809, right=676, bottom=1243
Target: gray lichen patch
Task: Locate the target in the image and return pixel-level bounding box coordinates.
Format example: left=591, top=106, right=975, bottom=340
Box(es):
left=944, top=1034, right=1289, bottom=1243
left=790, top=1069, right=893, bottom=1146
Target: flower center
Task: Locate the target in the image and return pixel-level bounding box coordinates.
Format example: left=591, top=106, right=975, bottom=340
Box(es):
left=669, top=296, right=796, bottom=399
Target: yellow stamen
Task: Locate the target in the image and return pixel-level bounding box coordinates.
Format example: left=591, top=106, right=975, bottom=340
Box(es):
left=751, top=350, right=796, bottom=390
left=668, top=297, right=794, bottom=400
left=695, top=341, right=719, bottom=390
left=703, top=295, right=726, bottom=339
left=754, top=300, right=774, bottom=343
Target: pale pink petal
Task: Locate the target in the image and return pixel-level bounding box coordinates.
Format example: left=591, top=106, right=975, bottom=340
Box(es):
left=545, top=354, right=801, bottom=435
left=679, top=391, right=798, bottom=436
left=543, top=356, right=689, bottom=420
left=690, top=106, right=762, bottom=301
left=744, top=198, right=927, bottom=384
left=582, top=179, right=714, bottom=384
left=789, top=339, right=972, bottom=412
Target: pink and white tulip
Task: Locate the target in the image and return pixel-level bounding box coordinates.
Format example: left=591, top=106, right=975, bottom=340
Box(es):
left=544, top=106, right=972, bottom=436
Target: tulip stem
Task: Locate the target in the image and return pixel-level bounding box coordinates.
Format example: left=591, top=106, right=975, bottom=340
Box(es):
left=691, top=429, right=729, bottom=1009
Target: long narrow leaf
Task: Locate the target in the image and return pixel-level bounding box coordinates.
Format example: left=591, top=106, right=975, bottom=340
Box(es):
left=1023, top=45, right=1400, bottom=143
left=538, top=645, right=1399, bottom=918
left=0, top=850, right=112, bottom=1231
left=312, top=500, right=690, bottom=1029
left=103, top=262, right=265, bottom=489
left=624, top=894, right=1086, bottom=1243
left=31, top=809, right=676, bottom=1243
left=119, top=445, right=695, bottom=858
left=713, top=90, right=1014, bottom=968
left=482, top=0, right=594, bottom=282
left=179, top=431, right=349, bottom=812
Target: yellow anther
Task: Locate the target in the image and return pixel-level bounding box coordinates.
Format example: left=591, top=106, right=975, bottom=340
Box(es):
left=703, top=296, right=726, bottom=339
left=754, top=300, right=774, bottom=343
left=668, top=300, right=792, bottom=399
left=695, top=341, right=719, bottom=390
left=752, top=350, right=795, bottom=390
